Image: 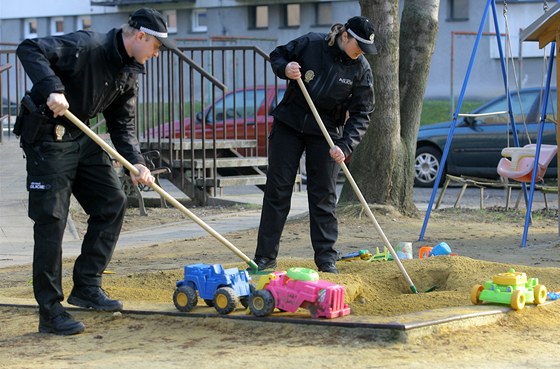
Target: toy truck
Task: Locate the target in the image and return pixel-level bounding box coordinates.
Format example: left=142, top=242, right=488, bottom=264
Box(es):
left=248, top=267, right=351, bottom=319
left=173, top=263, right=252, bottom=315
left=470, top=268, right=547, bottom=311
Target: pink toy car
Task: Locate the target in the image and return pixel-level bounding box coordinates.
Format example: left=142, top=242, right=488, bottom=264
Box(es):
left=248, top=267, right=351, bottom=319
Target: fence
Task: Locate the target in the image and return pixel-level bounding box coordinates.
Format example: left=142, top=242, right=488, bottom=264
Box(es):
left=0, top=41, right=284, bottom=203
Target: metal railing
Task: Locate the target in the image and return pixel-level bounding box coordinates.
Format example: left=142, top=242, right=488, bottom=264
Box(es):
left=0, top=42, right=283, bottom=203
left=1, top=45, right=29, bottom=143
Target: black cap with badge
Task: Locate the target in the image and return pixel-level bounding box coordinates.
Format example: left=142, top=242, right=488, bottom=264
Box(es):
left=344, top=16, right=377, bottom=55
left=128, top=8, right=177, bottom=50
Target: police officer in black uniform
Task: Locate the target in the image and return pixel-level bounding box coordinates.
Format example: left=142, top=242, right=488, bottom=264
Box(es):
left=252, top=16, right=376, bottom=274
left=15, top=8, right=176, bottom=335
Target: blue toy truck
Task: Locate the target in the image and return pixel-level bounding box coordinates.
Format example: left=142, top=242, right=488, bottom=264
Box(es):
left=173, top=263, right=252, bottom=314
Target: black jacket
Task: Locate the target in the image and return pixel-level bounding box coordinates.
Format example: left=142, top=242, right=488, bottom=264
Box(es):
left=270, top=32, right=375, bottom=157
left=16, top=28, right=146, bottom=165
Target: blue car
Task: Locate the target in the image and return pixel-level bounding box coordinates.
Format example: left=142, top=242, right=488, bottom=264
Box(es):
left=415, top=88, right=558, bottom=187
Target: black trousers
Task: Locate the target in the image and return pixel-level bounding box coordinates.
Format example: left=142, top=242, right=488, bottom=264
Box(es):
left=255, top=120, right=340, bottom=267
left=22, top=132, right=126, bottom=318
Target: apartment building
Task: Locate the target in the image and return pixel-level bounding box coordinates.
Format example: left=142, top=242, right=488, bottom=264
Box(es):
left=0, top=0, right=555, bottom=99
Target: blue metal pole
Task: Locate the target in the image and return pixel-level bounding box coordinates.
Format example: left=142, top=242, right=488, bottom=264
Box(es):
left=521, top=42, right=555, bottom=247
left=419, top=0, right=494, bottom=241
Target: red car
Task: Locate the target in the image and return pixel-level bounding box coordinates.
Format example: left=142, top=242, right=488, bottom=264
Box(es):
left=146, top=85, right=286, bottom=157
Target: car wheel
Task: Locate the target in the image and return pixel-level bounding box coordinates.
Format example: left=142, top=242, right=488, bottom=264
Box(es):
left=249, top=289, right=275, bottom=317
left=414, top=146, right=445, bottom=187
left=470, top=284, right=484, bottom=305
left=533, top=284, right=547, bottom=305
left=213, top=287, right=239, bottom=315
left=511, top=289, right=526, bottom=310
left=173, top=286, right=198, bottom=312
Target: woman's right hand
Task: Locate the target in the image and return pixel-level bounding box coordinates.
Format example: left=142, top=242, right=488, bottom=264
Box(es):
left=285, top=61, right=301, bottom=80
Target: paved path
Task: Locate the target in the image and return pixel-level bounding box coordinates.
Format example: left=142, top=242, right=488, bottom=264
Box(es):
left=1, top=136, right=557, bottom=268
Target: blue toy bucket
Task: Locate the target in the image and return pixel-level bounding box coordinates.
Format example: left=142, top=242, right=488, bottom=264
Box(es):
left=430, top=242, right=451, bottom=256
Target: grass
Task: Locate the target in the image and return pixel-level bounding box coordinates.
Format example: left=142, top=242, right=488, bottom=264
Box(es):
left=89, top=99, right=485, bottom=132
left=421, top=99, right=485, bottom=126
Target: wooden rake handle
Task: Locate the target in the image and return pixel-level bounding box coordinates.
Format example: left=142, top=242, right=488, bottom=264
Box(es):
left=63, top=110, right=257, bottom=271
left=295, top=78, right=418, bottom=293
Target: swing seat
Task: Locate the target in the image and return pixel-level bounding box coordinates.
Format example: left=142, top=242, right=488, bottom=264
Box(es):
left=497, top=144, right=558, bottom=182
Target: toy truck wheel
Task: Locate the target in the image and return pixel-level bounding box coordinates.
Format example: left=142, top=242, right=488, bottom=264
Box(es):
left=173, top=286, right=198, bottom=312
left=213, top=287, right=239, bottom=315
left=249, top=290, right=275, bottom=317
left=470, top=284, right=484, bottom=305
left=511, top=289, right=526, bottom=310
left=533, top=284, right=547, bottom=305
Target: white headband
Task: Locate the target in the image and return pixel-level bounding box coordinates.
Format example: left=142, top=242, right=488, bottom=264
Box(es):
left=347, top=28, right=374, bottom=44
left=139, top=26, right=168, bottom=39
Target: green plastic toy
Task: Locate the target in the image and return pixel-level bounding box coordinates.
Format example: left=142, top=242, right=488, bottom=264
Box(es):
left=470, top=268, right=548, bottom=310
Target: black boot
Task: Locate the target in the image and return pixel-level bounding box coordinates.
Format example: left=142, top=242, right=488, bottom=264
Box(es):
left=68, top=286, right=123, bottom=311
left=318, top=262, right=339, bottom=274
left=39, top=311, right=85, bottom=335
left=252, top=257, right=277, bottom=271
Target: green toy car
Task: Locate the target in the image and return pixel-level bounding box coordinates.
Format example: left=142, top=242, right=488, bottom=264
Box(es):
left=470, top=268, right=547, bottom=311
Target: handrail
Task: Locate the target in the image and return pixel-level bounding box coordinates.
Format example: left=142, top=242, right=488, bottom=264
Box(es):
left=0, top=63, right=12, bottom=74
left=174, top=47, right=226, bottom=91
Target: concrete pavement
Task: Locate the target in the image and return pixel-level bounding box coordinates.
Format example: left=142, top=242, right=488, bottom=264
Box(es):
left=1, top=134, right=557, bottom=268
left=0, top=136, right=310, bottom=268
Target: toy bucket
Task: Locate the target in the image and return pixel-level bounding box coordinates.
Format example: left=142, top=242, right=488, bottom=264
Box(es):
left=430, top=242, right=451, bottom=256
left=396, top=242, right=413, bottom=259
left=418, top=246, right=433, bottom=259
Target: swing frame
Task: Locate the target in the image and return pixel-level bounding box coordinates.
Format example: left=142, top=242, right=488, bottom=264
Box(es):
left=418, top=0, right=558, bottom=247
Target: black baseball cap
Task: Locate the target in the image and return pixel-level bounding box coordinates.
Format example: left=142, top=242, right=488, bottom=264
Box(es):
left=128, top=8, right=176, bottom=50
left=345, top=16, right=377, bottom=55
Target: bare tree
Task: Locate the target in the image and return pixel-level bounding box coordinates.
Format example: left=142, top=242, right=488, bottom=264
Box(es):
left=338, top=0, right=440, bottom=215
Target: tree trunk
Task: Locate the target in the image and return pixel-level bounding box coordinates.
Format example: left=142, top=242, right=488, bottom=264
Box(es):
left=338, top=0, right=440, bottom=216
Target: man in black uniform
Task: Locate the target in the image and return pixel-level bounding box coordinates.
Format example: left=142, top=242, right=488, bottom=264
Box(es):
left=252, top=16, right=376, bottom=274
left=15, top=8, right=176, bottom=335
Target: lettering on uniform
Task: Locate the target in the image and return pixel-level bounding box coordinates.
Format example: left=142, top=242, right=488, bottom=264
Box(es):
left=29, top=182, right=51, bottom=191
left=338, top=78, right=353, bottom=86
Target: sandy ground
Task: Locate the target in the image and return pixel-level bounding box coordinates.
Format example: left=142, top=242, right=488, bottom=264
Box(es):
left=0, top=203, right=559, bottom=369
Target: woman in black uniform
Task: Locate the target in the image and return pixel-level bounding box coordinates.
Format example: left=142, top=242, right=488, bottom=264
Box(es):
left=252, top=16, right=376, bottom=274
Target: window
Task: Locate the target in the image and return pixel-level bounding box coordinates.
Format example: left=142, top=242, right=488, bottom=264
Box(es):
left=284, top=4, right=300, bottom=28
left=477, top=91, right=537, bottom=124
left=448, top=0, right=469, bottom=21
left=163, top=10, right=177, bottom=34
left=24, top=18, right=38, bottom=38
left=77, top=16, right=92, bottom=31
left=250, top=5, right=269, bottom=29
left=51, top=17, right=64, bottom=35
left=315, top=2, right=332, bottom=26
left=192, top=8, right=207, bottom=33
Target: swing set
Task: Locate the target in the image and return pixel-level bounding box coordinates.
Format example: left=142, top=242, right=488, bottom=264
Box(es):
left=419, top=0, right=559, bottom=247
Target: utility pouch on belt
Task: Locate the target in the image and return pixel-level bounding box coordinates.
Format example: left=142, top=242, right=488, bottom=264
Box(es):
left=13, top=94, right=49, bottom=144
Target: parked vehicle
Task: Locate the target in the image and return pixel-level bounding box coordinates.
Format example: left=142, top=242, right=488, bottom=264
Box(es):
left=248, top=267, right=351, bottom=319
left=173, top=263, right=252, bottom=315
left=147, top=85, right=286, bottom=157
left=415, top=88, right=557, bottom=187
